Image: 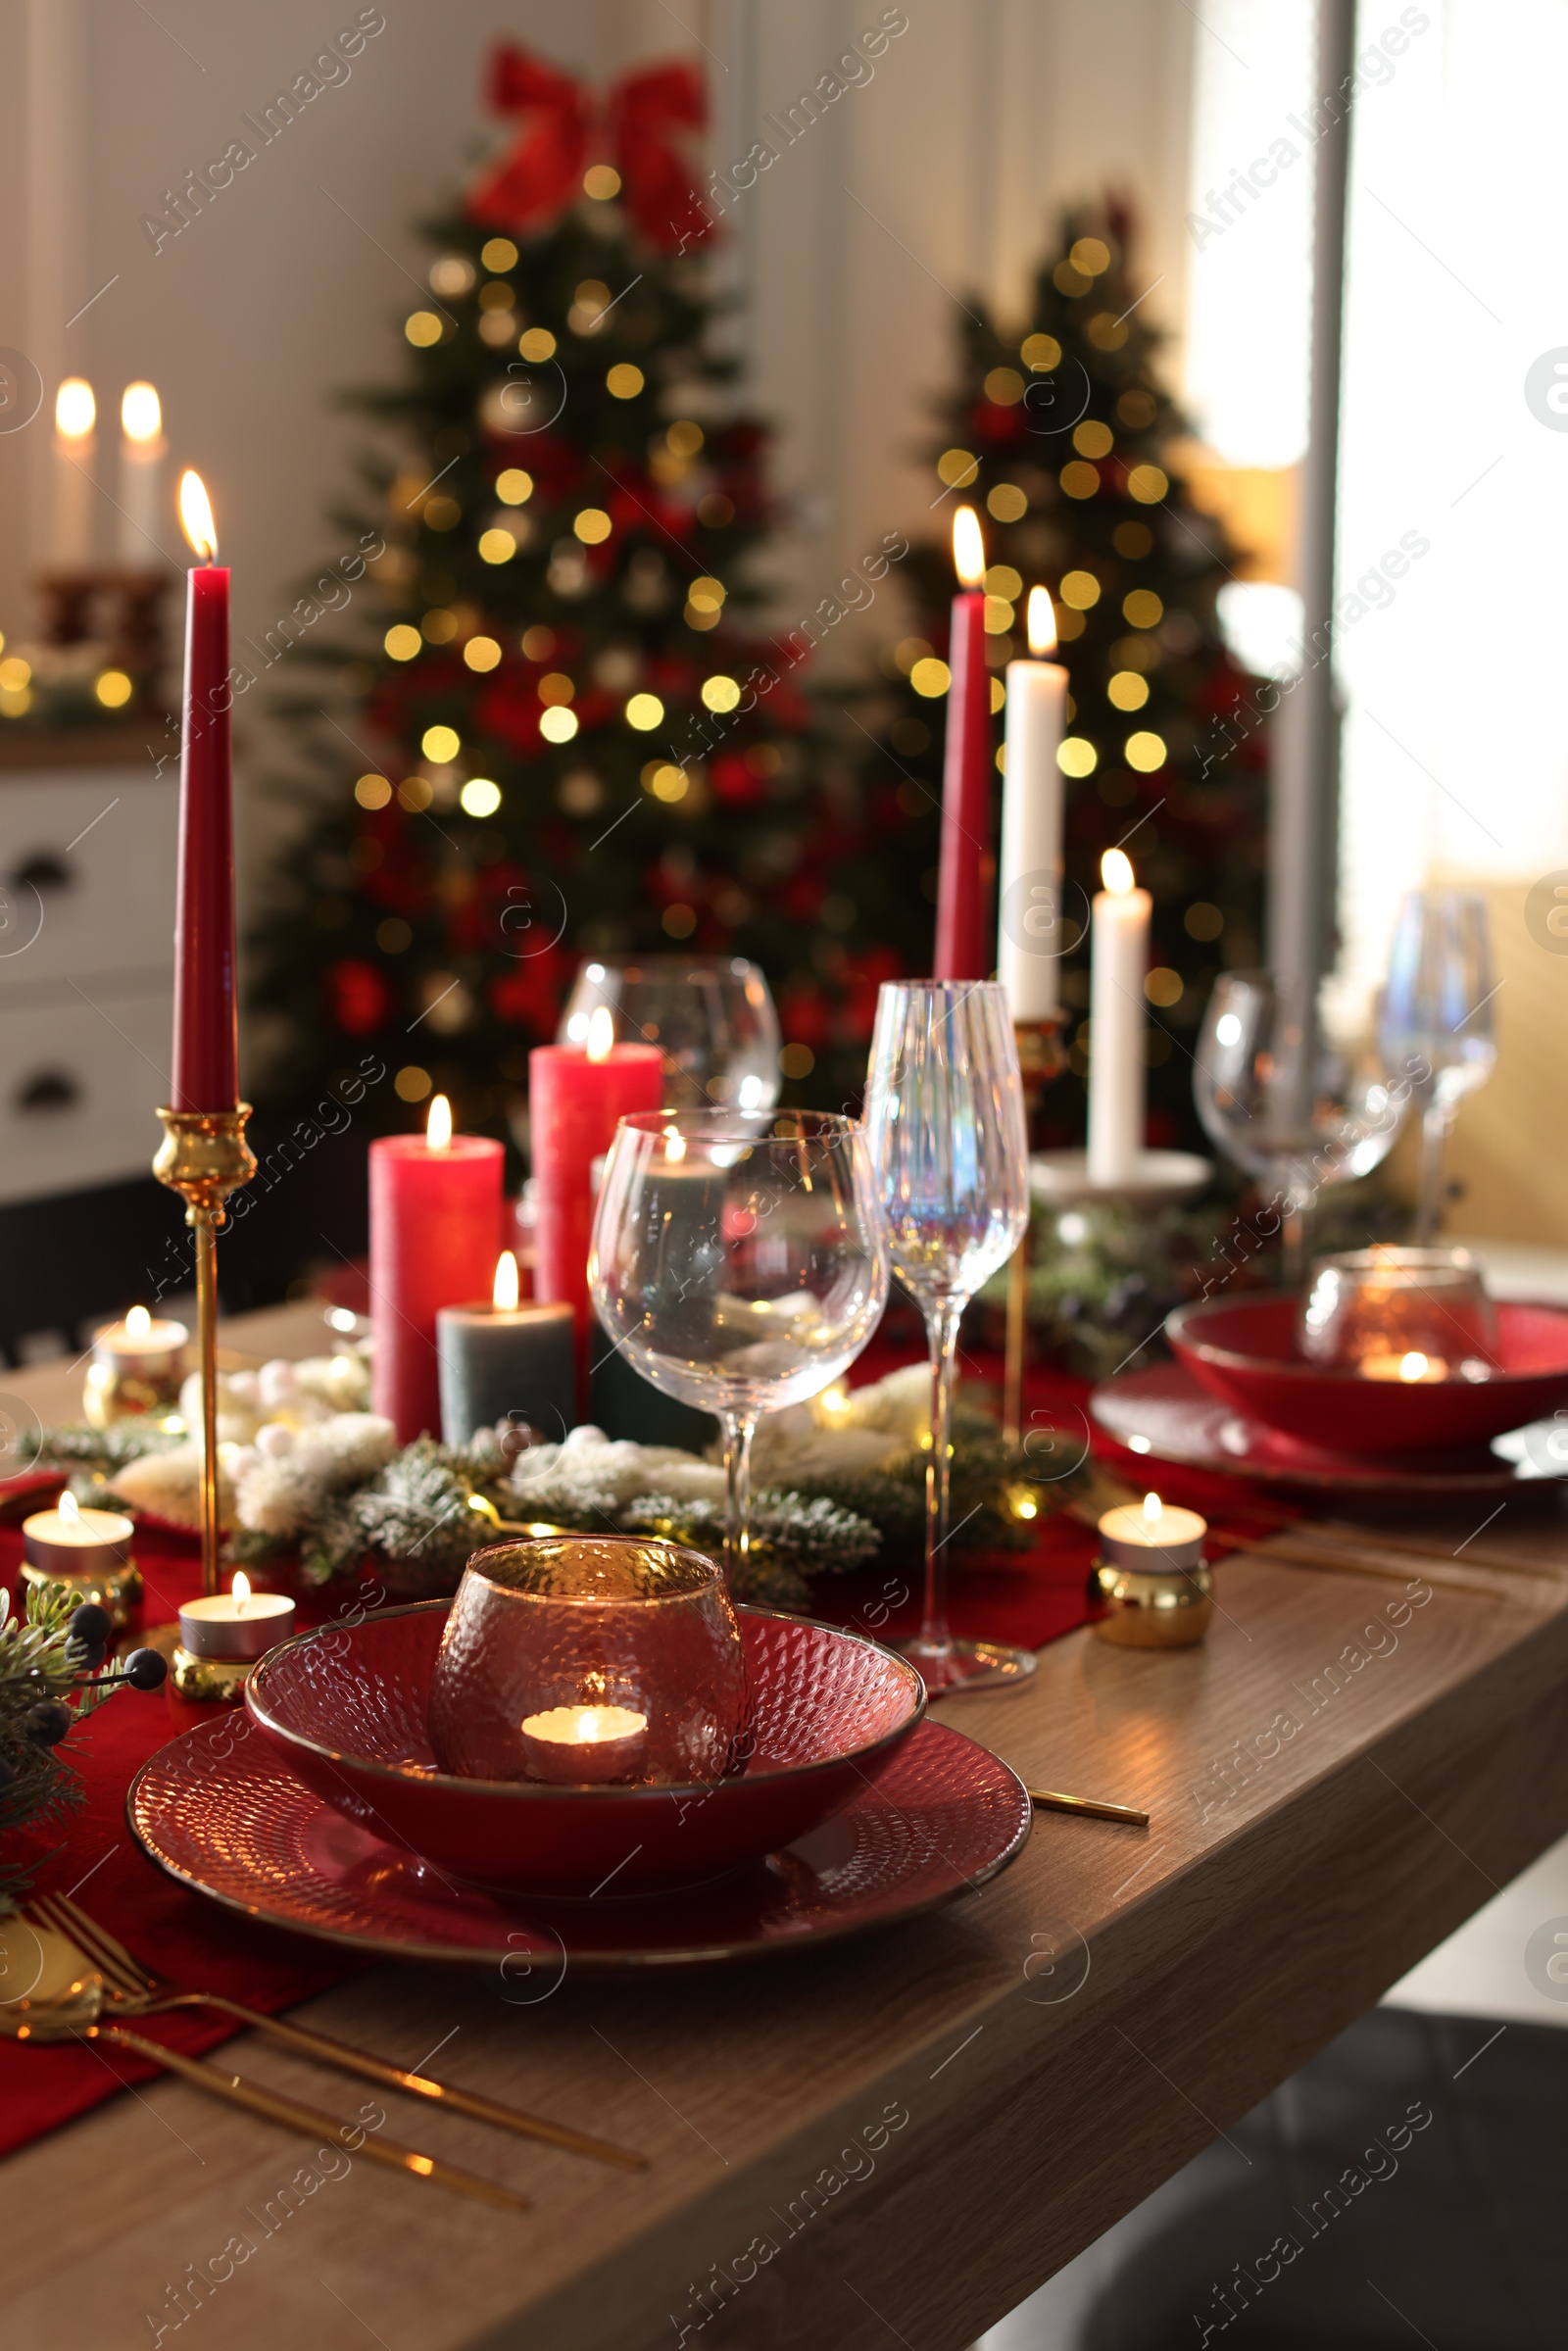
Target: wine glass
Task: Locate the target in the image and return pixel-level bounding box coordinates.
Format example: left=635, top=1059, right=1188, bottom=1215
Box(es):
left=862, top=982, right=1031, bottom=1694
left=1376, top=890, right=1497, bottom=1245
left=560, top=955, right=782, bottom=1111
left=1195, top=971, right=1414, bottom=1289
left=589, top=1110, right=889, bottom=1588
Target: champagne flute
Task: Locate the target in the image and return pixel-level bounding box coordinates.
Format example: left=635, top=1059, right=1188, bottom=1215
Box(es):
left=1376, top=890, right=1497, bottom=1245
left=589, top=1110, right=889, bottom=1590
left=862, top=982, right=1031, bottom=1693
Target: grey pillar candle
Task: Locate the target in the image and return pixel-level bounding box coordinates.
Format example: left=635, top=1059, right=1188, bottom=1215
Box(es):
left=438, top=1297, right=577, bottom=1445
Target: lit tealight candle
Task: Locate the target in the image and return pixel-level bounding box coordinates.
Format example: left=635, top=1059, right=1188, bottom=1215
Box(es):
left=178, top=1569, right=296, bottom=1661
left=24, top=1490, right=134, bottom=1577
left=518, top=1699, right=650, bottom=1786
left=1098, top=1490, right=1207, bottom=1571
left=1358, top=1349, right=1449, bottom=1385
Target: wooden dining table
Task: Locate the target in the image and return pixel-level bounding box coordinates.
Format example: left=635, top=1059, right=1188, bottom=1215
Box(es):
left=5, top=1302, right=1568, bottom=2351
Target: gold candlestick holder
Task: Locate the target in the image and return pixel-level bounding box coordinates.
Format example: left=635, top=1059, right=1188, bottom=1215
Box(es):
left=1004, top=1015, right=1068, bottom=1446
left=153, top=1105, right=256, bottom=1596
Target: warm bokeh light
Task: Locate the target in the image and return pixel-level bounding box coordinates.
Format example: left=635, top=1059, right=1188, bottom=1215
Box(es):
left=122, top=382, right=162, bottom=443
left=1026, top=586, right=1057, bottom=657
left=662, top=1124, right=688, bottom=1162
left=585, top=1004, right=615, bottom=1063
left=426, top=1093, right=453, bottom=1148
left=126, top=1305, right=152, bottom=1338
left=55, top=378, right=95, bottom=439
left=178, top=469, right=217, bottom=560
left=1102, top=849, right=1136, bottom=895
left=1399, top=1351, right=1430, bottom=1383
left=953, top=506, right=986, bottom=589
left=493, top=1251, right=520, bottom=1311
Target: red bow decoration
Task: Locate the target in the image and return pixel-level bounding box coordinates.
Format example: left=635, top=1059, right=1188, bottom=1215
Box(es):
left=466, top=44, right=714, bottom=252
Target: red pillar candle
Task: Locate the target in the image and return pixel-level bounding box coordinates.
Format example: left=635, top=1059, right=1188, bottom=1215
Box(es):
left=369, top=1094, right=505, bottom=1442
left=933, top=504, right=994, bottom=982
left=172, top=471, right=239, bottom=1111
left=530, top=1011, right=662, bottom=1377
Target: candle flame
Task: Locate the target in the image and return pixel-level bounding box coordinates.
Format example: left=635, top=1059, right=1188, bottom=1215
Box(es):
left=1026, top=585, right=1057, bottom=657
left=585, top=1004, right=615, bottom=1063
left=1398, top=1351, right=1429, bottom=1383
left=662, top=1123, right=687, bottom=1162
left=232, top=1570, right=251, bottom=1612
left=953, top=505, right=986, bottom=590
left=1102, top=848, right=1135, bottom=896
left=178, top=469, right=218, bottom=560
left=122, top=382, right=162, bottom=443
left=493, top=1250, right=520, bottom=1310
left=426, top=1093, right=453, bottom=1149
left=1142, top=1492, right=1163, bottom=1529
left=55, top=378, right=95, bottom=440
left=125, top=1304, right=152, bottom=1339
left=60, top=1491, right=80, bottom=1526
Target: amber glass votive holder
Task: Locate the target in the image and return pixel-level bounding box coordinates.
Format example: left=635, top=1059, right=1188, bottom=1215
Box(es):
left=428, top=1536, right=749, bottom=1788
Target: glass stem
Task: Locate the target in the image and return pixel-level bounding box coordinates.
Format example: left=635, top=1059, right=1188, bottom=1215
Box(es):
left=1278, top=1173, right=1314, bottom=1291
left=920, top=1298, right=964, bottom=1661
left=1415, top=1102, right=1453, bottom=1246
left=719, top=1408, right=758, bottom=1593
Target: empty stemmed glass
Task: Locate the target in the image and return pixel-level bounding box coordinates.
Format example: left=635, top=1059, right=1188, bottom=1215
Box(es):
left=589, top=1110, right=889, bottom=1590
left=560, top=955, right=782, bottom=1112
left=863, top=982, right=1031, bottom=1694
left=1376, top=890, right=1497, bottom=1245
left=1195, top=971, right=1414, bottom=1289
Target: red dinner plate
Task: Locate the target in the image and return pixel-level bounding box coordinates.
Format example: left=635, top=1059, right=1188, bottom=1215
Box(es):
left=126, top=1713, right=1032, bottom=1968
left=1091, top=1362, right=1558, bottom=1496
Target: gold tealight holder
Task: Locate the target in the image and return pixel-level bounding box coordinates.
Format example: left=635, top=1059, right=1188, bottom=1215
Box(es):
left=168, top=1646, right=252, bottom=1705
left=1090, top=1494, right=1213, bottom=1649
left=21, top=1494, right=143, bottom=1632
left=82, top=1307, right=189, bottom=1429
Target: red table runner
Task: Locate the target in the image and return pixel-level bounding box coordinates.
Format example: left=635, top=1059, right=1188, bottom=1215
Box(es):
left=0, top=1347, right=1273, bottom=2163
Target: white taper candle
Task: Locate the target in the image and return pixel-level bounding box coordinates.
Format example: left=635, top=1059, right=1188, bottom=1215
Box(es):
left=1087, top=849, right=1151, bottom=1187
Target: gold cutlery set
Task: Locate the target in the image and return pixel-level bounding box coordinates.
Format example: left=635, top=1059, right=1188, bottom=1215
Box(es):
left=0, top=1886, right=644, bottom=2212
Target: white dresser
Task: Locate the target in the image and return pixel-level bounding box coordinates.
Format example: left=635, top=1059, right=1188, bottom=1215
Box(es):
left=0, top=752, right=176, bottom=1206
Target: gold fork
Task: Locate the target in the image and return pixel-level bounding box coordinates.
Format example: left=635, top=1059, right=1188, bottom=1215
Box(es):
left=26, top=1889, right=644, bottom=2172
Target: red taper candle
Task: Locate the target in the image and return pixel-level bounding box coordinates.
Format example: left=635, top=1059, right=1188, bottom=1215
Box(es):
left=932, top=504, right=994, bottom=981
left=369, top=1093, right=506, bottom=1442
left=530, top=1010, right=662, bottom=1395
left=172, top=470, right=239, bottom=1111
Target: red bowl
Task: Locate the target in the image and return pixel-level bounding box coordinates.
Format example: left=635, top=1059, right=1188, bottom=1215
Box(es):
left=246, top=1602, right=925, bottom=1895
left=1166, top=1293, right=1568, bottom=1452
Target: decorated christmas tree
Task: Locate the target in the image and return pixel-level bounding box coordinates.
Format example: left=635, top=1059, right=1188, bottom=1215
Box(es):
left=853, top=200, right=1268, bottom=1155
left=248, top=47, right=921, bottom=1149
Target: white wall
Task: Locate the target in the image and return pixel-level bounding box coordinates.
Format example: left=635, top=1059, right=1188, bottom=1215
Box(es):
left=0, top=0, right=1196, bottom=761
